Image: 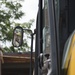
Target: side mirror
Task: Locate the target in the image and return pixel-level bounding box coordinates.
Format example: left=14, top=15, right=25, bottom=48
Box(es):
left=12, top=26, right=23, bottom=47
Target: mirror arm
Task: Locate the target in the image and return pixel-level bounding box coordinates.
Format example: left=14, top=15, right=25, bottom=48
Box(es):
left=23, top=28, right=36, bottom=35
left=23, top=29, right=36, bottom=75
left=30, top=29, right=36, bottom=75
left=23, top=28, right=32, bottom=34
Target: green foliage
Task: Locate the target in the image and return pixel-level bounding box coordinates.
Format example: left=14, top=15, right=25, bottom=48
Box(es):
left=0, top=0, right=34, bottom=53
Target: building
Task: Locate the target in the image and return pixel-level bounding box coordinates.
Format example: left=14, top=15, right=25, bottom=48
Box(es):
left=0, top=52, right=34, bottom=75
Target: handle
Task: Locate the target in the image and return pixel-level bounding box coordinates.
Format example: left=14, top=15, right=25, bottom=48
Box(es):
left=38, top=53, right=50, bottom=69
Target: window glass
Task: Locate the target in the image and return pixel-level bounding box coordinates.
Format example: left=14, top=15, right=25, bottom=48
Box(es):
left=43, top=0, right=51, bottom=54
left=54, top=0, right=60, bottom=25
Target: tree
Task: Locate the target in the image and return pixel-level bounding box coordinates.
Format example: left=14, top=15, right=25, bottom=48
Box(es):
left=0, top=0, right=34, bottom=53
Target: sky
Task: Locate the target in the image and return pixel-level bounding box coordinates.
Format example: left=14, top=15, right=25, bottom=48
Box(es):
left=17, top=0, right=39, bottom=51
left=20, top=0, right=39, bottom=51
left=21, top=0, right=39, bottom=31
left=21, top=0, right=39, bottom=51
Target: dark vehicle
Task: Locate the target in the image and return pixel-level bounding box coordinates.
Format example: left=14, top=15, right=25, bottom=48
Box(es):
left=13, top=0, right=75, bottom=75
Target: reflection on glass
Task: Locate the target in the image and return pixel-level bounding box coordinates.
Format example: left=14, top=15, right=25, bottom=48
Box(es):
left=13, top=27, right=23, bottom=47
left=43, top=0, right=50, bottom=54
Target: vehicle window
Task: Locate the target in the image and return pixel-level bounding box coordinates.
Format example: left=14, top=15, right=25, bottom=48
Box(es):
left=43, top=0, right=51, bottom=55
left=54, top=0, right=60, bottom=25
